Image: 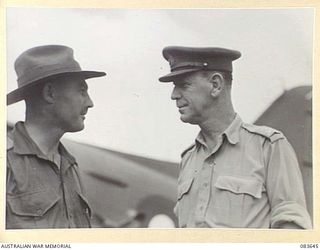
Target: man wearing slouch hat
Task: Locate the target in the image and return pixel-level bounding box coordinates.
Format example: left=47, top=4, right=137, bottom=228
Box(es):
left=159, top=46, right=311, bottom=229
left=6, top=45, right=106, bottom=229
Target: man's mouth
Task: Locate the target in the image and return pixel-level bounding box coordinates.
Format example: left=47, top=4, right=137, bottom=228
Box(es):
left=80, top=113, right=87, bottom=120
left=177, top=103, right=188, bottom=109
left=177, top=104, right=188, bottom=113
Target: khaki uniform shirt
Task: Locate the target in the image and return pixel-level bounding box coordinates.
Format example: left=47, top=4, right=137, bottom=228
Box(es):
left=6, top=122, right=91, bottom=229
left=175, top=115, right=311, bottom=228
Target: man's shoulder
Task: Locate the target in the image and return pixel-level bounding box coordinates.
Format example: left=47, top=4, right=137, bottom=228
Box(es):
left=241, top=123, right=285, bottom=143
left=7, top=121, right=24, bottom=151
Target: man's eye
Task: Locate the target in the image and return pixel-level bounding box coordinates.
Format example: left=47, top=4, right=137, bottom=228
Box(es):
left=175, top=82, right=189, bottom=88
left=181, top=82, right=191, bottom=88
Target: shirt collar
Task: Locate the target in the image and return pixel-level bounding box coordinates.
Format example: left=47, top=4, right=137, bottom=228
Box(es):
left=195, top=132, right=206, bottom=147
left=195, top=113, right=242, bottom=146
left=11, top=121, right=76, bottom=165
left=12, top=121, right=44, bottom=156
left=222, top=114, right=242, bottom=145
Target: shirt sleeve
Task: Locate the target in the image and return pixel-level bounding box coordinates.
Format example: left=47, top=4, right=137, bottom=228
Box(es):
left=264, top=137, right=312, bottom=229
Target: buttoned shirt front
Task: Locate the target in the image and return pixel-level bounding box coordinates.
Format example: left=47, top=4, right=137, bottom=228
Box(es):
left=175, top=115, right=311, bottom=228
left=6, top=122, right=91, bottom=229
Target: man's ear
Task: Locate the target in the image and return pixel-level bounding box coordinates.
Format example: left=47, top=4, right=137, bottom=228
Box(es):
left=42, top=82, right=55, bottom=103
left=209, top=72, right=224, bottom=97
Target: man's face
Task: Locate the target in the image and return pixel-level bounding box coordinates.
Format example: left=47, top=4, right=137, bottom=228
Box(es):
left=52, top=75, right=94, bottom=132
left=171, top=72, right=213, bottom=124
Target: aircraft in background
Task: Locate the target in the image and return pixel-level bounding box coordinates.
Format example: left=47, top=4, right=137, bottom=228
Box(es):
left=61, top=139, right=179, bottom=228
left=255, top=85, right=312, bottom=221
left=6, top=85, right=312, bottom=228
left=6, top=121, right=180, bottom=228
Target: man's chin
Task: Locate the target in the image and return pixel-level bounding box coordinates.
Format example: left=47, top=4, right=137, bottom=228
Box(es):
left=66, top=123, right=85, bottom=133
left=180, top=115, right=197, bottom=125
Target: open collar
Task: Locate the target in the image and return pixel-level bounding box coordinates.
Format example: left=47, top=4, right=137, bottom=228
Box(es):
left=11, top=121, right=76, bottom=166
left=195, top=114, right=242, bottom=147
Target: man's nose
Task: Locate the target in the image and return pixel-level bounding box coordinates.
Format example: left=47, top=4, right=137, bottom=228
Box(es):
left=171, top=86, right=181, bottom=100
left=86, top=94, right=94, bottom=108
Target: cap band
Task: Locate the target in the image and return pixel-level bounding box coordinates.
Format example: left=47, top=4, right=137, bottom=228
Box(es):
left=171, top=59, right=232, bottom=73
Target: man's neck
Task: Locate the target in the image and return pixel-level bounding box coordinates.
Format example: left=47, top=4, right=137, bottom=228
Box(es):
left=199, top=110, right=236, bottom=151
left=24, top=119, right=64, bottom=157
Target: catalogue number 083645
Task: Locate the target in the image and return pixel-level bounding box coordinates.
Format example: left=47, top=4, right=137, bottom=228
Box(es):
left=300, top=244, right=319, bottom=249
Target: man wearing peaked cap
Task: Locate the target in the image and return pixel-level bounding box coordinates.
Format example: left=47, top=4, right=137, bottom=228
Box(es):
left=159, top=46, right=241, bottom=83
left=159, top=46, right=311, bottom=229
left=6, top=45, right=106, bottom=229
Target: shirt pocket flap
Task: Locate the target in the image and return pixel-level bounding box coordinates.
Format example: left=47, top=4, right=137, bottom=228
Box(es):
left=178, top=178, right=194, bottom=200
left=7, top=189, right=60, bottom=217
left=77, top=191, right=92, bottom=217
left=214, top=175, right=264, bottom=198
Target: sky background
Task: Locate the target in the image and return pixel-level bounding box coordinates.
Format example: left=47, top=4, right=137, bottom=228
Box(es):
left=6, top=8, right=314, bottom=162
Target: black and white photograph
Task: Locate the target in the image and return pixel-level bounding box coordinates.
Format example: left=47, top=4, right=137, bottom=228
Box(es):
left=3, top=5, right=316, bottom=242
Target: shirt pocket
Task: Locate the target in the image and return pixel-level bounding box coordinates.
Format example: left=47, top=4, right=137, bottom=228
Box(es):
left=209, top=175, right=265, bottom=227
left=214, top=175, right=264, bottom=199
left=6, top=189, right=60, bottom=229
left=178, top=178, right=194, bottom=201
left=175, top=178, right=194, bottom=227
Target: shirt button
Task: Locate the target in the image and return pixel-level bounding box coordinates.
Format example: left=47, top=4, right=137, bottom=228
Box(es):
left=36, top=208, right=42, bottom=215
left=203, top=182, right=208, bottom=187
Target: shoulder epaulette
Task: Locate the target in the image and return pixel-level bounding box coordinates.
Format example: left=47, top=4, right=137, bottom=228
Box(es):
left=7, top=132, right=14, bottom=150
left=242, top=123, right=284, bottom=143
left=181, top=143, right=196, bottom=158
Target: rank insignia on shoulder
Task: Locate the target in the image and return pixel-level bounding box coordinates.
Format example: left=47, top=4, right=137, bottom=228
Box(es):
left=242, top=123, right=284, bottom=143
